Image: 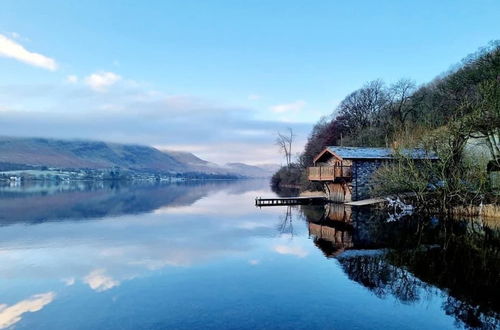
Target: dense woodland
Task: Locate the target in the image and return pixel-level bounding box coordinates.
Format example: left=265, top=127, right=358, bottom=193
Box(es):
left=273, top=41, right=500, bottom=208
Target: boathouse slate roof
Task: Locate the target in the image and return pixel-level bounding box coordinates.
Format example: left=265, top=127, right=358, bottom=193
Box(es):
left=325, top=146, right=438, bottom=160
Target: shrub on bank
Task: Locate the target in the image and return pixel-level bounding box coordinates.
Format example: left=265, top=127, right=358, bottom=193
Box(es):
left=270, top=164, right=303, bottom=189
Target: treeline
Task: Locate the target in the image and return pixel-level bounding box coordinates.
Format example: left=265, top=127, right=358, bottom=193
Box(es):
left=301, top=41, right=500, bottom=168
left=273, top=41, right=500, bottom=201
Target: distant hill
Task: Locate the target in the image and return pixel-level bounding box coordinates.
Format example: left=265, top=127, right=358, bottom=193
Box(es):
left=223, top=163, right=279, bottom=178
left=166, top=151, right=279, bottom=177
left=0, top=137, right=275, bottom=178
left=166, top=150, right=222, bottom=173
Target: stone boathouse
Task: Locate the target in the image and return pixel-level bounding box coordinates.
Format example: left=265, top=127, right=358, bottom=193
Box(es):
left=308, top=146, right=438, bottom=203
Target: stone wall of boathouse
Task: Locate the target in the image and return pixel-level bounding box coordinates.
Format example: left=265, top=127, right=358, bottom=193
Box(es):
left=351, top=160, right=387, bottom=201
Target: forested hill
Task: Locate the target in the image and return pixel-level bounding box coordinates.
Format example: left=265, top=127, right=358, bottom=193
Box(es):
left=0, top=137, right=275, bottom=178
left=299, top=41, right=500, bottom=167
left=272, top=41, right=500, bottom=189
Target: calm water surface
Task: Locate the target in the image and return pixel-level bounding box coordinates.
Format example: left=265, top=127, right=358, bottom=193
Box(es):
left=0, top=180, right=498, bottom=329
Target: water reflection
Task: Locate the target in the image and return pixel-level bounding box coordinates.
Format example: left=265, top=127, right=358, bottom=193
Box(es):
left=0, top=180, right=283, bottom=329
left=301, top=203, right=500, bottom=329
left=0, top=181, right=275, bottom=274
left=0, top=180, right=497, bottom=329
left=0, top=292, right=55, bottom=329
left=0, top=180, right=267, bottom=224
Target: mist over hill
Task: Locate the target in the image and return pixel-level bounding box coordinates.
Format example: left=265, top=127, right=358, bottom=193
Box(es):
left=0, top=137, right=275, bottom=178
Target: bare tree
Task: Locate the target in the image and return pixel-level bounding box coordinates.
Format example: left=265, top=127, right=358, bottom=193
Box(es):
left=277, top=206, right=294, bottom=237
left=338, top=79, right=389, bottom=133
left=276, top=128, right=295, bottom=167
left=468, top=80, right=500, bottom=170
left=388, top=78, right=417, bottom=127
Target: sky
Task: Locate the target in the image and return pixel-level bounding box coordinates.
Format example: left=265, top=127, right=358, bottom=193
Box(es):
left=0, top=0, right=499, bottom=165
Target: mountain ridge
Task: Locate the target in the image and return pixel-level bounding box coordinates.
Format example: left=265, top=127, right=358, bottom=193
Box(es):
left=0, top=136, right=276, bottom=178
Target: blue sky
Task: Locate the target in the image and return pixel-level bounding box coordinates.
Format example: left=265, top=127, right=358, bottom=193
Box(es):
left=0, top=0, right=499, bottom=164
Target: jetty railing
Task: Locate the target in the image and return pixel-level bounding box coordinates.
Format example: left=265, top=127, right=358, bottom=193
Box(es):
left=255, top=196, right=327, bottom=207
left=308, top=165, right=352, bottom=181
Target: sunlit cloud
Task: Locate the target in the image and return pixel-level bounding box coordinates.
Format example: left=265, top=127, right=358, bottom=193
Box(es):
left=270, top=100, right=306, bottom=113
left=84, top=71, right=121, bottom=92
left=0, top=34, right=57, bottom=71
left=274, top=244, right=309, bottom=258
left=84, top=269, right=120, bottom=292
left=0, top=292, right=55, bottom=329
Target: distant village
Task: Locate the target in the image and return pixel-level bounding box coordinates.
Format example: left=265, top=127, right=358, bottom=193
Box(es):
left=0, top=167, right=240, bottom=185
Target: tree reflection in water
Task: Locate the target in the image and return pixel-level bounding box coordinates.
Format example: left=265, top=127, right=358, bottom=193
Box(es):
left=338, top=253, right=429, bottom=304
left=277, top=206, right=295, bottom=237
left=298, top=203, right=500, bottom=330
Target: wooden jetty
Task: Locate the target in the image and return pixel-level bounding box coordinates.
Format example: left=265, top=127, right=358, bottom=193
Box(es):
left=255, top=196, right=327, bottom=207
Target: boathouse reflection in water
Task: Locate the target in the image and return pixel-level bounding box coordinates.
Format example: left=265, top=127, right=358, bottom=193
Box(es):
left=299, top=203, right=500, bottom=330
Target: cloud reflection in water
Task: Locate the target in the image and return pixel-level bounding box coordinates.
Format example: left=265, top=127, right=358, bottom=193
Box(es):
left=0, top=292, right=55, bottom=329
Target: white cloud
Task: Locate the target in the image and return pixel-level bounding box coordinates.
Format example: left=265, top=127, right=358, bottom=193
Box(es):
left=248, top=259, right=260, bottom=265
left=84, top=71, right=121, bottom=92
left=0, top=292, right=55, bottom=329
left=84, top=269, right=120, bottom=292
left=156, top=142, right=290, bottom=165
left=274, top=244, right=309, bottom=258
left=0, top=34, right=57, bottom=71
left=0, top=78, right=311, bottom=164
left=270, top=100, right=306, bottom=113
left=66, top=75, right=78, bottom=83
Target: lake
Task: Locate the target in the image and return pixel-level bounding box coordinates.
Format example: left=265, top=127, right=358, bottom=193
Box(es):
left=0, top=179, right=498, bottom=329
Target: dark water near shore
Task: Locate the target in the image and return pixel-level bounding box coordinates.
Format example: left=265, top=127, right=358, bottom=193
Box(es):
left=0, top=180, right=498, bottom=329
